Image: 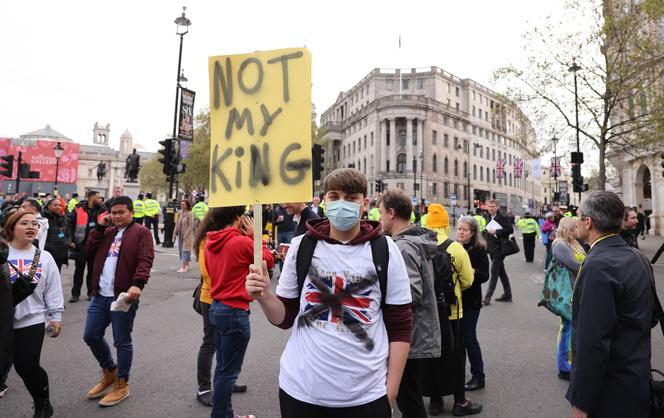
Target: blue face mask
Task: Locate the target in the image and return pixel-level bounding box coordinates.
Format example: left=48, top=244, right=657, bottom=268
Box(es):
left=326, top=199, right=362, bottom=232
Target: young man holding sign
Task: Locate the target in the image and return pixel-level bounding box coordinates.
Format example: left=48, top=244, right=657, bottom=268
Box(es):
left=246, top=168, right=412, bottom=418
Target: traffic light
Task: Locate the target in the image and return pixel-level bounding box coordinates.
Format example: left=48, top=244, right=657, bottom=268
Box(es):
left=18, top=163, right=30, bottom=178
left=376, top=179, right=385, bottom=193
left=159, top=139, right=175, bottom=176
left=0, top=155, right=14, bottom=178
left=312, top=144, right=323, bottom=181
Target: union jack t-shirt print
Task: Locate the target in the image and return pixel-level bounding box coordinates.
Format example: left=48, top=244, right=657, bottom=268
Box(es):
left=8, top=258, right=43, bottom=284
left=108, top=235, right=123, bottom=258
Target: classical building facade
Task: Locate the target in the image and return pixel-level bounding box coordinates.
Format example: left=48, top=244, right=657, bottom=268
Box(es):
left=320, top=67, right=542, bottom=215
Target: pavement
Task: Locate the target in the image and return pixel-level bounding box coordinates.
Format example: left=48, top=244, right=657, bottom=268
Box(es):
left=2, top=233, right=664, bottom=417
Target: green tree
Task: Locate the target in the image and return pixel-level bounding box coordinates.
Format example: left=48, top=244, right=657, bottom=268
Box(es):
left=179, top=109, right=211, bottom=194
left=139, top=157, right=169, bottom=194
left=495, top=0, right=664, bottom=190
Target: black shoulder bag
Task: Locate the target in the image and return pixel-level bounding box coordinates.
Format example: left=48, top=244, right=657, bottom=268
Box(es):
left=8, top=248, right=42, bottom=306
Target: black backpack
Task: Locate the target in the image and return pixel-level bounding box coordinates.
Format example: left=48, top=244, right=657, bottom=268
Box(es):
left=295, top=234, right=389, bottom=305
left=432, top=239, right=457, bottom=317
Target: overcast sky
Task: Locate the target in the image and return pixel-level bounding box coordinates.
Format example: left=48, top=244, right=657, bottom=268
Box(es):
left=1, top=0, right=566, bottom=152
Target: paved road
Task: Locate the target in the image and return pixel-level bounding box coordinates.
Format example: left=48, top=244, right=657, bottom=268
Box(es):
left=3, top=234, right=664, bottom=417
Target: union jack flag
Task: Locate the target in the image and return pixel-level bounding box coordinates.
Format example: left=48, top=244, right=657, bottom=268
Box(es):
left=513, top=158, right=523, bottom=178
left=107, top=237, right=123, bottom=257
left=303, top=275, right=373, bottom=325
left=550, top=157, right=561, bottom=177
left=8, top=259, right=43, bottom=284
left=496, top=159, right=506, bottom=179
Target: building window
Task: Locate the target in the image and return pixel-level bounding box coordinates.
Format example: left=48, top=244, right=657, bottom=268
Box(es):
left=412, top=157, right=417, bottom=172
left=444, top=134, right=449, bottom=147
left=464, top=139, right=468, bottom=153
left=453, top=119, right=458, bottom=129
left=509, top=173, right=512, bottom=187
left=464, top=161, right=468, bottom=178
left=433, top=154, right=438, bottom=172
left=386, top=79, right=394, bottom=90
left=486, top=167, right=490, bottom=181
left=454, top=183, right=459, bottom=197
left=472, top=106, right=476, bottom=116
left=456, top=103, right=460, bottom=111
left=473, top=164, right=477, bottom=180
left=398, top=129, right=407, bottom=146
left=364, top=158, right=367, bottom=174
left=480, top=166, right=484, bottom=181
left=417, top=78, right=424, bottom=89
left=443, top=115, right=449, bottom=126
left=370, top=132, right=374, bottom=146
left=432, top=130, right=437, bottom=145
left=402, top=79, right=409, bottom=90
left=454, top=137, right=459, bottom=149
left=492, top=149, right=495, bottom=161
left=364, top=135, right=367, bottom=149
left=353, top=141, right=356, bottom=154
left=386, top=124, right=391, bottom=145
left=387, top=161, right=390, bottom=172
left=454, top=159, right=459, bottom=176
left=455, top=86, right=460, bottom=97
left=444, top=157, right=449, bottom=174
left=397, top=153, right=407, bottom=173
left=492, top=169, right=496, bottom=184
left=444, top=182, right=449, bottom=198
left=432, top=182, right=437, bottom=195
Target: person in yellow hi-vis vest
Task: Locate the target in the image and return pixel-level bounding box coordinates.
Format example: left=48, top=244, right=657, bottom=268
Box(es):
left=367, top=201, right=381, bottom=221
left=473, top=211, right=487, bottom=233
left=192, top=195, right=209, bottom=230
left=67, top=193, right=79, bottom=214
left=516, top=213, right=540, bottom=262
left=133, top=193, right=146, bottom=225
left=144, top=192, right=161, bottom=245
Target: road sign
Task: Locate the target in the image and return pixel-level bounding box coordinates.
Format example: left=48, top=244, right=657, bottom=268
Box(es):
left=451, top=192, right=457, bottom=205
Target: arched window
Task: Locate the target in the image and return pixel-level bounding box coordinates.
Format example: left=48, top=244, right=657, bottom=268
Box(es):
left=473, top=164, right=477, bottom=180
left=492, top=169, right=496, bottom=184
left=509, top=173, right=512, bottom=187
left=433, top=154, right=438, bottom=172
left=444, top=157, right=449, bottom=174
left=454, top=159, right=459, bottom=176
left=363, top=158, right=367, bottom=174
left=397, top=153, right=407, bottom=173
left=480, top=166, right=484, bottom=181
left=486, top=167, right=490, bottom=182
left=463, top=161, right=468, bottom=178
left=398, top=129, right=407, bottom=146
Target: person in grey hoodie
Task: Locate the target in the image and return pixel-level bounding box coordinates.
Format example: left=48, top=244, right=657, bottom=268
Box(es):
left=380, top=188, right=440, bottom=418
left=4, top=210, right=63, bottom=418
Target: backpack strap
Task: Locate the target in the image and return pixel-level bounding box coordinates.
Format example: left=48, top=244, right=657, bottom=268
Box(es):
left=296, top=235, right=318, bottom=297
left=370, top=234, right=389, bottom=306
left=439, top=238, right=453, bottom=252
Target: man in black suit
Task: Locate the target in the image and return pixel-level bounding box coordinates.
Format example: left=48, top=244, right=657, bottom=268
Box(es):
left=567, top=191, right=653, bottom=418
left=309, top=196, right=325, bottom=218
left=482, top=199, right=514, bottom=304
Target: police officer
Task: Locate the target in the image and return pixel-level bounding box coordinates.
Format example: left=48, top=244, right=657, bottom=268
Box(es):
left=367, top=201, right=381, bottom=221
left=192, top=195, right=208, bottom=230
left=67, top=193, right=79, bottom=213
left=133, top=193, right=146, bottom=225
left=474, top=209, right=487, bottom=233
left=516, top=213, right=540, bottom=262
left=144, top=192, right=161, bottom=245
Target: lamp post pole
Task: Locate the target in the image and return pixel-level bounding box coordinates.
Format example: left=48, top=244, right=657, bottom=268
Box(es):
left=419, top=153, right=424, bottom=210
left=568, top=61, right=582, bottom=203
left=552, top=135, right=559, bottom=203
left=413, top=155, right=417, bottom=206
left=53, top=141, right=64, bottom=192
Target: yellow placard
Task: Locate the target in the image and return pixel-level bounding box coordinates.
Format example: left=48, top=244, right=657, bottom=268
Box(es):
left=207, top=48, right=312, bottom=208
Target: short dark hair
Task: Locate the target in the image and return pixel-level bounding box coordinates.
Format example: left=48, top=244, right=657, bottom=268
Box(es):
left=380, top=189, right=412, bottom=221
left=110, top=196, right=133, bottom=211
left=72, top=192, right=79, bottom=198
left=23, top=199, right=40, bottom=211
left=87, top=190, right=99, bottom=199
left=624, top=206, right=636, bottom=220
left=579, top=191, right=624, bottom=233
left=323, top=168, right=367, bottom=197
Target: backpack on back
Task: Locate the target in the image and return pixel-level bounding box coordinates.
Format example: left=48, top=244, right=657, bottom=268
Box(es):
left=295, top=234, right=389, bottom=305
left=432, top=239, right=457, bottom=316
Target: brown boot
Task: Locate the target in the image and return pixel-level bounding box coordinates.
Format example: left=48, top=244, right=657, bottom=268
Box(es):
left=87, top=368, right=117, bottom=399
left=99, top=377, right=129, bottom=407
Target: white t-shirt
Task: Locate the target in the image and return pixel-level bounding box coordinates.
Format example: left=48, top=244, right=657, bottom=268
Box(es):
left=99, top=227, right=126, bottom=297
left=8, top=244, right=64, bottom=329
left=276, top=234, right=411, bottom=407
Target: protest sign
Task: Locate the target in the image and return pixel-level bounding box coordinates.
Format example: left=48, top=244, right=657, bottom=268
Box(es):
left=207, top=47, right=312, bottom=208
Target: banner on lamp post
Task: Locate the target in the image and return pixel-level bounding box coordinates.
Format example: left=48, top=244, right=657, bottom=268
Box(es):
left=178, top=88, right=196, bottom=141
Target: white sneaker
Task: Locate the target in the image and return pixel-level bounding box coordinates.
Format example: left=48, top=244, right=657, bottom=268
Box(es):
left=235, top=415, right=256, bottom=418
left=0, top=383, right=7, bottom=397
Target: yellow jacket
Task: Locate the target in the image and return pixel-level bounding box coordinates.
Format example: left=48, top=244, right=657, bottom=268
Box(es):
left=198, top=241, right=212, bottom=304
left=429, top=227, right=474, bottom=320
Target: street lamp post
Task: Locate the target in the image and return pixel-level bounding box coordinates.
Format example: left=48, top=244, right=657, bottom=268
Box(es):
left=568, top=61, right=582, bottom=203
left=413, top=155, right=417, bottom=206
left=552, top=135, right=559, bottom=203
left=163, top=7, right=191, bottom=249
left=419, top=153, right=424, bottom=210
left=53, top=142, right=64, bottom=191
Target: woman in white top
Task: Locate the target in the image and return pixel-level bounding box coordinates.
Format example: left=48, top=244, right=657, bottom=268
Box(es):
left=3, top=210, right=64, bottom=418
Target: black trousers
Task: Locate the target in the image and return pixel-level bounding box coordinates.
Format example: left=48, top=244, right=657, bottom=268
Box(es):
left=522, top=232, right=536, bottom=262
left=197, top=302, right=215, bottom=392
left=144, top=216, right=160, bottom=244
left=14, top=323, right=49, bottom=404
left=485, top=255, right=511, bottom=299
left=72, top=254, right=95, bottom=297
left=396, top=359, right=427, bottom=418
left=279, top=389, right=391, bottom=418
left=133, top=217, right=144, bottom=226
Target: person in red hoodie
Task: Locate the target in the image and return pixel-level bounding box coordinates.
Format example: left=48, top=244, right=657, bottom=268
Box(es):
left=205, top=206, right=274, bottom=418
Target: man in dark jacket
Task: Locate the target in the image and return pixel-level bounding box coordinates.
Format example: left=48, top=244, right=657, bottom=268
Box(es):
left=83, top=196, right=154, bottom=407
left=619, top=206, right=639, bottom=249
left=285, top=202, right=320, bottom=237
left=567, top=191, right=653, bottom=418
left=68, top=190, right=105, bottom=302
left=482, top=199, right=514, bottom=304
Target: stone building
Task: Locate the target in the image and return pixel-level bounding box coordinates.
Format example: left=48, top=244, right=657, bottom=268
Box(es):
left=320, top=67, right=542, bottom=215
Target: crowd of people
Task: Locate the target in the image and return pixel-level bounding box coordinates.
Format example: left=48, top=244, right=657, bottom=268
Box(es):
left=0, top=170, right=662, bottom=418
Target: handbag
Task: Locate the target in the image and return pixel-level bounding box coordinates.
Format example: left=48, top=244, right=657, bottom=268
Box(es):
left=537, top=261, right=573, bottom=321
left=8, top=248, right=41, bottom=306
left=500, top=236, right=520, bottom=257
left=192, top=278, right=203, bottom=316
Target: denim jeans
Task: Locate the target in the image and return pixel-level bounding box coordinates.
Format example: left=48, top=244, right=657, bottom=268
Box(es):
left=462, top=308, right=485, bottom=379
left=83, top=295, right=139, bottom=379
left=209, top=301, right=250, bottom=418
